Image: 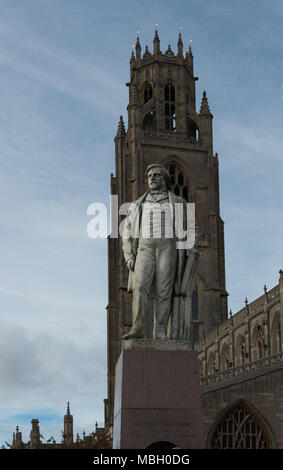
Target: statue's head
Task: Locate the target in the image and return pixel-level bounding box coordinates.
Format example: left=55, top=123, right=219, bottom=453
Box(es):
left=145, top=164, right=171, bottom=191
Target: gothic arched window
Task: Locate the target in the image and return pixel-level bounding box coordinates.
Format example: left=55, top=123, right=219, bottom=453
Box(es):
left=240, top=336, right=246, bottom=365
left=210, top=401, right=271, bottom=449
left=165, top=163, right=189, bottom=201
left=144, top=83, right=153, bottom=103
left=164, top=82, right=176, bottom=132
left=254, top=325, right=265, bottom=360
left=235, top=334, right=247, bottom=366
left=220, top=344, right=231, bottom=370
left=271, top=314, right=281, bottom=354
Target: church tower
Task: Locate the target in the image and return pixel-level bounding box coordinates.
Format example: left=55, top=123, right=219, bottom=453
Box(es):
left=105, top=29, right=228, bottom=427
left=63, top=402, right=73, bottom=446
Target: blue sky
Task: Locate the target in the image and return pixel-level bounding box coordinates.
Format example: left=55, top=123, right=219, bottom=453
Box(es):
left=0, top=0, right=282, bottom=446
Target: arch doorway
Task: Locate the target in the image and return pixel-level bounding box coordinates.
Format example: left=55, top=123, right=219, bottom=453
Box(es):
left=209, top=400, right=273, bottom=449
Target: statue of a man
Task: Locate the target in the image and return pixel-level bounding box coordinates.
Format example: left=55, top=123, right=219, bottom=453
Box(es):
left=122, top=163, right=198, bottom=341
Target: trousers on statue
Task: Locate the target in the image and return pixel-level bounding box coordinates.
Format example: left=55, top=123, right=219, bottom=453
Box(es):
left=131, top=238, right=177, bottom=338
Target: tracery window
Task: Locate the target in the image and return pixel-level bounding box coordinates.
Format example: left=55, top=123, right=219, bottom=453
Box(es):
left=236, top=335, right=247, bottom=366
left=144, top=83, right=153, bottom=103
left=164, top=82, right=176, bottom=132
left=221, top=344, right=231, bottom=370
left=210, top=402, right=271, bottom=449
left=271, top=314, right=281, bottom=354
left=255, top=325, right=265, bottom=360
left=166, top=163, right=189, bottom=201
left=240, top=337, right=246, bottom=365
left=274, top=323, right=281, bottom=354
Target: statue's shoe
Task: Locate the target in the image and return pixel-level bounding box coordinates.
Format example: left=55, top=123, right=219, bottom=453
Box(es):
left=123, top=331, right=143, bottom=340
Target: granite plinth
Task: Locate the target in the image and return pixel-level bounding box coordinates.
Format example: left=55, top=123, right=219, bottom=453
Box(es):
left=113, top=348, right=204, bottom=449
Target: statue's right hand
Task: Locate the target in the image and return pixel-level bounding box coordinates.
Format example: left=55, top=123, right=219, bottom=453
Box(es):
left=127, top=259, right=135, bottom=271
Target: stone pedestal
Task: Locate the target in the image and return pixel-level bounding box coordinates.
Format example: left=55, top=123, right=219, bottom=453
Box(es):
left=113, top=340, right=204, bottom=449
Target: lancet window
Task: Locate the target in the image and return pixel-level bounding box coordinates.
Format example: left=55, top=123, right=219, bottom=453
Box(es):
left=144, top=82, right=153, bottom=103
left=164, top=82, right=176, bottom=132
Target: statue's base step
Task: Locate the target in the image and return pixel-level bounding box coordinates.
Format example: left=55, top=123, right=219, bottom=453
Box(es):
left=122, top=338, right=191, bottom=351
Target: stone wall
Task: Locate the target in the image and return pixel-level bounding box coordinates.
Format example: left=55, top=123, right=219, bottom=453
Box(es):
left=196, top=272, right=283, bottom=448
left=195, top=276, right=282, bottom=377
left=201, top=364, right=283, bottom=448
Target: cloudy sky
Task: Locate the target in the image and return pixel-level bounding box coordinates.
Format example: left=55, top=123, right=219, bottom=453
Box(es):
left=0, top=0, right=282, bottom=447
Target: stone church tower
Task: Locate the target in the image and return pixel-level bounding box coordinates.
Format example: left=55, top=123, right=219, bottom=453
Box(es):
left=63, top=402, right=73, bottom=446
left=105, top=30, right=228, bottom=426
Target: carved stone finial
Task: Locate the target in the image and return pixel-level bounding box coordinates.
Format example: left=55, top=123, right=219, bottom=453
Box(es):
left=245, top=297, right=248, bottom=307
left=279, top=270, right=283, bottom=282
left=229, top=309, right=233, bottom=318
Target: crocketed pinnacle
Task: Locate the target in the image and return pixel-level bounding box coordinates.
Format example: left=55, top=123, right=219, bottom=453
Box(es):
left=200, top=91, right=211, bottom=115
left=177, top=32, right=183, bottom=56
left=153, top=29, right=160, bottom=54
left=136, top=36, right=141, bottom=59
left=116, top=115, right=126, bottom=137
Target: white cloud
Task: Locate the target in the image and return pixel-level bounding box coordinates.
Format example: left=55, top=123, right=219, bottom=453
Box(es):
left=0, top=321, right=106, bottom=445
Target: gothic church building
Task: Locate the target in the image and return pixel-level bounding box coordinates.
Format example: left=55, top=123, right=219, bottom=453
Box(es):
left=105, top=30, right=283, bottom=449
